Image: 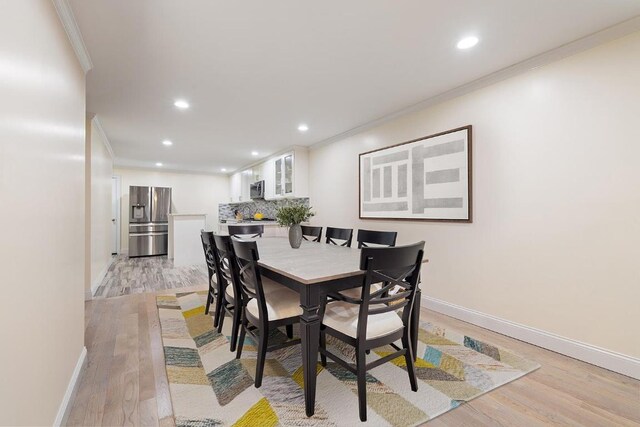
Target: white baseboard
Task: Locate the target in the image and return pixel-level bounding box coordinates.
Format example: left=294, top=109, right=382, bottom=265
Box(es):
left=89, top=256, right=115, bottom=298
left=54, top=346, right=87, bottom=426
left=422, top=296, right=640, bottom=380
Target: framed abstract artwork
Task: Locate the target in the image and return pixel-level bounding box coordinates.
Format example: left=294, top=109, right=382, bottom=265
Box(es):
left=359, top=125, right=472, bottom=222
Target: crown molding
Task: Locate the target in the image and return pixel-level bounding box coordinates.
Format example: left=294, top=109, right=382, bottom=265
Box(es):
left=52, top=0, right=93, bottom=73
left=91, top=116, right=114, bottom=160
left=113, top=162, right=226, bottom=177
left=310, top=15, right=640, bottom=150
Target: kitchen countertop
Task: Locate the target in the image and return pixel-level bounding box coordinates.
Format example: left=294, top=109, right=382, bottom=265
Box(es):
left=220, top=220, right=280, bottom=225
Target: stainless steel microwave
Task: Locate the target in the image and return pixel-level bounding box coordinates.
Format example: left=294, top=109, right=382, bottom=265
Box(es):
left=250, top=180, right=265, bottom=199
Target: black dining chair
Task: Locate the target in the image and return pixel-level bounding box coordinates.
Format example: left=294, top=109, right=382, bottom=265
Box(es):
left=228, top=224, right=264, bottom=238
left=301, top=225, right=323, bottom=242
left=200, top=230, right=220, bottom=322
left=318, top=242, right=425, bottom=422
left=325, top=226, right=353, bottom=247
left=336, top=229, right=399, bottom=300
left=211, top=234, right=245, bottom=352
left=233, top=239, right=302, bottom=388
left=356, top=229, right=398, bottom=248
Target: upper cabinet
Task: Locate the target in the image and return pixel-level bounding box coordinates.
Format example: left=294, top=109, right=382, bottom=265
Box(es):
left=229, top=169, right=252, bottom=203
left=268, top=147, right=308, bottom=199
left=228, top=146, right=309, bottom=203
left=229, top=172, right=242, bottom=203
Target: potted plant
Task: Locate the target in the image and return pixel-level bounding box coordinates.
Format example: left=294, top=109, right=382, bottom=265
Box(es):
left=275, top=202, right=315, bottom=248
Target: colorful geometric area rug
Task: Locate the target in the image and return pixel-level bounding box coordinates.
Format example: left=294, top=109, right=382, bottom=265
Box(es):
left=157, top=291, right=540, bottom=427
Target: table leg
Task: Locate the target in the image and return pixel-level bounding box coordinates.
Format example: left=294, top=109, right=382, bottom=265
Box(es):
left=300, top=286, right=321, bottom=417
left=412, top=289, right=421, bottom=361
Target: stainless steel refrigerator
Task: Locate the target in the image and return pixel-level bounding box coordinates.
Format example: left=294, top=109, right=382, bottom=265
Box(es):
left=128, top=186, right=172, bottom=257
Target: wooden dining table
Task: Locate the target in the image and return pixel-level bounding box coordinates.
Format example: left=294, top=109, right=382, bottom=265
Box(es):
left=254, top=237, right=423, bottom=417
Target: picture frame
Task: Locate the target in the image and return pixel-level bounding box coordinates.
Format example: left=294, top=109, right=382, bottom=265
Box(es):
left=359, top=125, right=472, bottom=222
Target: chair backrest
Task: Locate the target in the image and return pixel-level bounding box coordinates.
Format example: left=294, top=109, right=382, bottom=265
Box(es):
left=200, top=230, right=217, bottom=283
left=356, top=229, right=398, bottom=249
left=325, top=227, right=353, bottom=247
left=231, top=239, right=270, bottom=323
left=212, top=234, right=241, bottom=300
left=356, top=242, right=425, bottom=339
left=301, top=225, right=323, bottom=242
left=228, top=224, right=264, bottom=238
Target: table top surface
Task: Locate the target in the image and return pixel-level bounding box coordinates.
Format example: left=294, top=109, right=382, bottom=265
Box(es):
left=256, top=238, right=363, bottom=285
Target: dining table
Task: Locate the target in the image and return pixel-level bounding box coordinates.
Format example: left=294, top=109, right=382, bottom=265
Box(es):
left=253, top=237, right=423, bottom=417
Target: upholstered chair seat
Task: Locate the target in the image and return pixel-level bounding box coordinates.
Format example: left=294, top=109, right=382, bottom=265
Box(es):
left=323, top=300, right=404, bottom=340
left=247, top=287, right=303, bottom=321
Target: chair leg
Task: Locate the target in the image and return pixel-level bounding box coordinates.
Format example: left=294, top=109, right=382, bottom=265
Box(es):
left=255, top=327, right=268, bottom=388
left=216, top=303, right=225, bottom=333
left=229, top=306, right=242, bottom=352
left=286, top=324, right=293, bottom=339
left=213, top=288, right=224, bottom=327
left=356, top=347, right=368, bottom=422
left=402, top=335, right=418, bottom=392
left=319, top=329, right=327, bottom=367
left=236, top=313, right=247, bottom=359
left=205, top=292, right=212, bottom=315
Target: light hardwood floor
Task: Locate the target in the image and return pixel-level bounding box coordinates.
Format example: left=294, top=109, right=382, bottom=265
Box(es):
left=67, top=288, right=640, bottom=426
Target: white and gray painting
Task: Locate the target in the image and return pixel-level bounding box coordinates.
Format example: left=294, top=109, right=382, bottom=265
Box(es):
left=360, top=128, right=469, bottom=220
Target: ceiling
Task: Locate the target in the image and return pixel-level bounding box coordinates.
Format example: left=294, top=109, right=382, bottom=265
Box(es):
left=70, top=0, right=640, bottom=174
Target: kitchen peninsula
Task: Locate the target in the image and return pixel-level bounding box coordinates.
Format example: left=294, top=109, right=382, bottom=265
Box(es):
left=168, top=213, right=207, bottom=266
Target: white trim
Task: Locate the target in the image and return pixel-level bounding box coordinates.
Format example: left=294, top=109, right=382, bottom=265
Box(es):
left=311, top=16, right=640, bottom=150
left=90, top=255, right=115, bottom=298
left=112, top=162, right=225, bottom=176
left=54, top=346, right=87, bottom=426
left=422, top=296, right=640, bottom=380
left=92, top=116, right=114, bottom=160
left=52, top=0, right=93, bottom=73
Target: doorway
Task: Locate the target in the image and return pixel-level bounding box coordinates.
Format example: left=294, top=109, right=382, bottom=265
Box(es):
left=111, top=175, right=121, bottom=255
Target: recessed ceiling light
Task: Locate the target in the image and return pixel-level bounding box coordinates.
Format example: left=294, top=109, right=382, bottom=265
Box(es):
left=221, top=168, right=227, bottom=172
left=162, top=140, right=173, bottom=146
left=298, top=123, right=309, bottom=132
left=155, top=162, right=163, bottom=167
left=173, top=99, right=190, bottom=109
left=251, top=151, right=259, bottom=156
left=457, top=36, right=479, bottom=50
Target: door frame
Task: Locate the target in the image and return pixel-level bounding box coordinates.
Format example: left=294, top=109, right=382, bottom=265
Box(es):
left=112, top=175, right=121, bottom=255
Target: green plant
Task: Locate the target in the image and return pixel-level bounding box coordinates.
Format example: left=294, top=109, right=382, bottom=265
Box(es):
left=276, top=202, right=315, bottom=227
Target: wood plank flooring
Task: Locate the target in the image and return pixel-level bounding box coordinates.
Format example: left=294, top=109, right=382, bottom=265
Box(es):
left=67, top=288, right=640, bottom=426
left=94, top=255, right=208, bottom=298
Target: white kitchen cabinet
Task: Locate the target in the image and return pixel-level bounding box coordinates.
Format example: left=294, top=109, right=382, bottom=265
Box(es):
left=268, top=147, right=309, bottom=199
left=240, top=169, right=251, bottom=201
left=262, top=157, right=276, bottom=200
left=230, top=172, right=242, bottom=203
left=229, top=170, right=252, bottom=203
left=229, top=146, right=309, bottom=202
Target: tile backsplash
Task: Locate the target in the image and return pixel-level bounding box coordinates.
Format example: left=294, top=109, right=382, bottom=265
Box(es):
left=219, top=198, right=310, bottom=221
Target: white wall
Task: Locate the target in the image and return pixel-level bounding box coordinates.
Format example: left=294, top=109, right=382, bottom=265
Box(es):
left=114, top=168, right=229, bottom=251
left=86, top=117, right=114, bottom=295
left=309, top=32, right=640, bottom=359
left=0, top=2, right=86, bottom=425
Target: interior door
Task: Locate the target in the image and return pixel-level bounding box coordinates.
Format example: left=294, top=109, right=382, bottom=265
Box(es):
left=111, top=176, right=119, bottom=254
